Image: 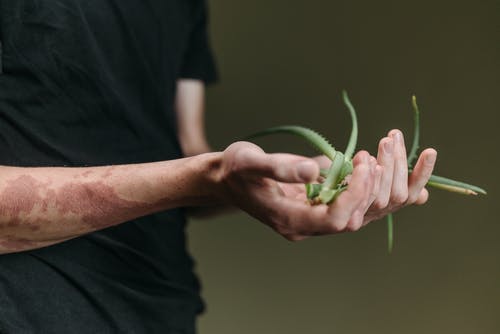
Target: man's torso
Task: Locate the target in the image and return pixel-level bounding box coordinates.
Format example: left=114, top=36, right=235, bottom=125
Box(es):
left=0, top=1, right=214, bottom=332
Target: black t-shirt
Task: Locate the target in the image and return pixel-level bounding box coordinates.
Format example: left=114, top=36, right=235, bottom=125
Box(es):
left=0, top=1, right=217, bottom=333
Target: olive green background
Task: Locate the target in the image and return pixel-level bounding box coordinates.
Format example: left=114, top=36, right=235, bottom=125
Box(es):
left=188, top=1, right=500, bottom=333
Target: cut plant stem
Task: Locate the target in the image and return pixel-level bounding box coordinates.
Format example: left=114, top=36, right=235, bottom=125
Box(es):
left=342, top=90, right=358, bottom=161
left=407, top=95, right=420, bottom=167
left=319, top=151, right=346, bottom=204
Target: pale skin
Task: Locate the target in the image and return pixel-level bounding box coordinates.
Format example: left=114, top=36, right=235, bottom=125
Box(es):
left=0, top=79, right=437, bottom=253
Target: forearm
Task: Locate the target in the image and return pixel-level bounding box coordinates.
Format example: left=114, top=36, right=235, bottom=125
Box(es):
left=0, top=153, right=223, bottom=254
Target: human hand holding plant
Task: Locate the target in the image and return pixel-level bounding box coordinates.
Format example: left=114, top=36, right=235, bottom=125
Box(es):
left=219, top=142, right=381, bottom=240
left=243, top=92, right=486, bottom=250
left=218, top=131, right=438, bottom=241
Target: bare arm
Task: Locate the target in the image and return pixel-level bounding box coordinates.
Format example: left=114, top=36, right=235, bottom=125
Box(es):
left=0, top=153, right=222, bottom=254
left=0, top=137, right=435, bottom=254
left=175, top=79, right=212, bottom=157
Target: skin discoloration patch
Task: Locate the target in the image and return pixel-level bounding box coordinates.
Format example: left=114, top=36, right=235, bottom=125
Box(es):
left=0, top=174, right=156, bottom=251
left=28, top=224, right=41, bottom=231
left=0, top=175, right=42, bottom=216
left=0, top=237, right=36, bottom=250
left=43, top=189, right=57, bottom=212
left=0, top=175, right=49, bottom=228
left=54, top=181, right=153, bottom=229
left=0, top=176, right=56, bottom=234
left=0, top=175, right=151, bottom=229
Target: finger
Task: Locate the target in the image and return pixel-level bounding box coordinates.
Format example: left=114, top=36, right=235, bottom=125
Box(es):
left=345, top=166, right=376, bottom=232
left=372, top=137, right=394, bottom=209
left=366, top=162, right=383, bottom=211
left=360, top=157, right=378, bottom=208
left=414, top=188, right=429, bottom=205
left=347, top=161, right=375, bottom=231
left=232, top=143, right=320, bottom=183
left=357, top=157, right=379, bottom=216
left=362, top=163, right=383, bottom=228
left=407, top=148, right=437, bottom=204
left=388, top=130, right=409, bottom=205
left=326, top=153, right=373, bottom=231
left=312, top=155, right=332, bottom=169
left=345, top=210, right=364, bottom=232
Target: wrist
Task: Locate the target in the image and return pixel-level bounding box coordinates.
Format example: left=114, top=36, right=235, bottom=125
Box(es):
left=189, top=151, right=226, bottom=206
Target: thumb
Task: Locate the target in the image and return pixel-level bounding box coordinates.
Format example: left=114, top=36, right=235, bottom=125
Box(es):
left=229, top=143, right=319, bottom=183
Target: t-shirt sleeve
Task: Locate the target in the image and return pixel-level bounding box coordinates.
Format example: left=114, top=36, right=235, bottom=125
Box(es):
left=180, top=0, right=218, bottom=84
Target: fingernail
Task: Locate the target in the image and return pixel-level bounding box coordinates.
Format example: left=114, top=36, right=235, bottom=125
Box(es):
left=426, top=153, right=436, bottom=165
left=297, top=161, right=316, bottom=182
left=384, top=141, right=393, bottom=154
left=393, top=131, right=402, bottom=143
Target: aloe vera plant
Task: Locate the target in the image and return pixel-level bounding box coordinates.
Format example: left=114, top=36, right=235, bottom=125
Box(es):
left=248, top=91, right=486, bottom=252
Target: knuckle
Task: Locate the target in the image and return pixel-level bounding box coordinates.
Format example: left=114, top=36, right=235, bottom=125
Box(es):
left=372, top=198, right=388, bottom=211
left=415, top=189, right=430, bottom=205
left=390, top=192, right=408, bottom=205
left=238, top=148, right=253, bottom=164
left=345, top=214, right=363, bottom=232
left=226, top=151, right=248, bottom=175
left=416, top=197, right=428, bottom=206
left=406, top=194, right=418, bottom=205
left=329, top=217, right=349, bottom=233
left=346, top=222, right=361, bottom=232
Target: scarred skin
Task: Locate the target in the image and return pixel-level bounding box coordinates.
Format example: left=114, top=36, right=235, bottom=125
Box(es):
left=0, top=156, right=222, bottom=252
left=0, top=80, right=437, bottom=253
